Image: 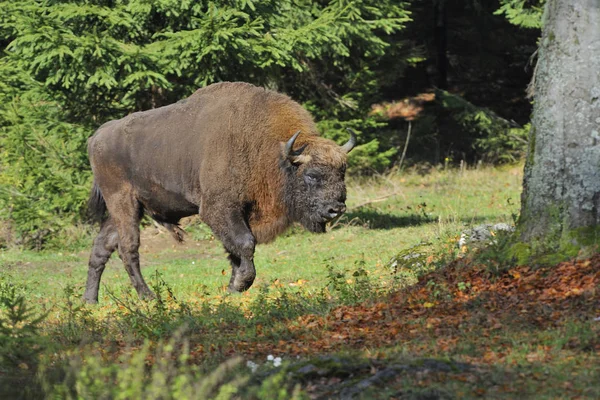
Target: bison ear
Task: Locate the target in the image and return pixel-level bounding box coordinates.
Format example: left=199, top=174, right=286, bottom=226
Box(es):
left=283, top=130, right=311, bottom=164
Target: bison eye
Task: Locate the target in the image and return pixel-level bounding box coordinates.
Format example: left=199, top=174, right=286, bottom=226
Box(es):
left=304, top=171, right=321, bottom=185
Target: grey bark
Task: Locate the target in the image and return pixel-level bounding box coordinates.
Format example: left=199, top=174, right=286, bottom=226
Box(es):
left=520, top=0, right=600, bottom=243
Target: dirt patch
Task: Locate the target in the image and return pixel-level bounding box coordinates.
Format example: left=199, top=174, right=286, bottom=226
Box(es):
left=139, top=224, right=209, bottom=255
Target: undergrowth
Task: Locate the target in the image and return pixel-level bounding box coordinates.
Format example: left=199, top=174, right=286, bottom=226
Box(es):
left=41, top=329, right=305, bottom=400
left=0, top=263, right=391, bottom=399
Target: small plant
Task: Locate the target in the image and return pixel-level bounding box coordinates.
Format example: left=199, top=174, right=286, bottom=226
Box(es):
left=42, top=329, right=307, bottom=399
left=44, top=329, right=248, bottom=399
left=248, top=282, right=329, bottom=326
left=472, top=227, right=519, bottom=274
left=422, top=279, right=452, bottom=302
left=325, top=259, right=377, bottom=305
left=457, top=281, right=471, bottom=292
left=388, top=242, right=435, bottom=287
left=0, top=276, right=47, bottom=370
left=107, top=271, right=194, bottom=339
left=54, top=283, right=98, bottom=344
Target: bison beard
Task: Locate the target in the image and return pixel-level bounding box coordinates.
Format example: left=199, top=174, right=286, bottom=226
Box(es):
left=83, top=82, right=355, bottom=303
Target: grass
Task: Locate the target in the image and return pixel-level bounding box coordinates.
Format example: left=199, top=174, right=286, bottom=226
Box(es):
left=1, top=165, right=522, bottom=301
left=1, top=164, right=599, bottom=399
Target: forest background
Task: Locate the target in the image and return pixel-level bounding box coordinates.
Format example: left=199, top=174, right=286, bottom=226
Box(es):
left=4, top=1, right=600, bottom=399
left=0, top=0, right=543, bottom=248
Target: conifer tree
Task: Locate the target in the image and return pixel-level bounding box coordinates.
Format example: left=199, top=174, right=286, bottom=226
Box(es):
left=0, top=0, right=411, bottom=245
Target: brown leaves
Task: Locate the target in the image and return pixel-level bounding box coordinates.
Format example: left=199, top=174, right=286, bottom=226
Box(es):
left=223, top=254, right=600, bottom=364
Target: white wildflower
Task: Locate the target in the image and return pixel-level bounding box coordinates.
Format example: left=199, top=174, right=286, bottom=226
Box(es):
left=246, top=360, right=258, bottom=373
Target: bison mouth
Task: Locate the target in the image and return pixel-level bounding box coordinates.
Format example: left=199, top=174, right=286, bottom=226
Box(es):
left=307, top=220, right=327, bottom=233
left=298, top=204, right=346, bottom=233
left=302, top=215, right=334, bottom=233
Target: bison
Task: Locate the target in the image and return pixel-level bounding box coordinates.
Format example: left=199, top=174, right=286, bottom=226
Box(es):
left=84, top=82, right=356, bottom=303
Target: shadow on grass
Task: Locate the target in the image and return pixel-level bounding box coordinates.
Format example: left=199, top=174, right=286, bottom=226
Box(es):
left=338, top=208, right=495, bottom=230
left=337, top=208, right=435, bottom=230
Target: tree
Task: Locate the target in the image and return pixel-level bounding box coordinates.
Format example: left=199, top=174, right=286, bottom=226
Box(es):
left=495, top=0, right=545, bottom=29
left=0, top=0, right=413, bottom=246
left=517, top=0, right=600, bottom=258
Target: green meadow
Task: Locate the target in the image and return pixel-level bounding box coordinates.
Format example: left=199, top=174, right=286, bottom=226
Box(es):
left=2, top=165, right=599, bottom=399
left=2, top=165, right=521, bottom=301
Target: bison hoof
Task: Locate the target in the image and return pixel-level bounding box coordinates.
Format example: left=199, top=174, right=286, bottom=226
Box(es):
left=83, top=297, right=99, bottom=305
left=138, top=289, right=157, bottom=301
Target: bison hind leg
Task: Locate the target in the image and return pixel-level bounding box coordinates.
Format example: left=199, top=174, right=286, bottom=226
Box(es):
left=84, top=218, right=119, bottom=303
left=105, top=191, right=155, bottom=301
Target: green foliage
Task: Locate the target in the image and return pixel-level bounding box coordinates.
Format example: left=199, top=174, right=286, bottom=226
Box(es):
left=480, top=224, right=600, bottom=273
left=249, top=284, right=322, bottom=324
left=43, top=331, right=307, bottom=400
left=315, top=117, right=398, bottom=175
left=347, top=139, right=397, bottom=173
left=495, top=0, right=545, bottom=28
left=45, top=332, right=250, bottom=400
left=0, top=276, right=46, bottom=369
left=0, top=87, right=91, bottom=248
left=0, top=0, right=413, bottom=246
left=53, top=283, right=100, bottom=344
left=325, top=259, right=377, bottom=305
left=107, top=271, right=194, bottom=340
left=185, top=220, right=215, bottom=241
left=388, top=242, right=436, bottom=286
left=435, top=90, right=529, bottom=164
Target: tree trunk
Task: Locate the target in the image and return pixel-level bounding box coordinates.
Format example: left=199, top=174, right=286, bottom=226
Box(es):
left=433, top=0, right=448, bottom=89
left=519, top=0, right=600, bottom=250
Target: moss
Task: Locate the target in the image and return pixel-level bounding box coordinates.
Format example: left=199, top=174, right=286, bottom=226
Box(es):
left=564, top=226, right=600, bottom=247
left=526, top=126, right=536, bottom=167
left=505, top=242, right=532, bottom=265
left=559, top=226, right=600, bottom=259
left=498, top=225, right=600, bottom=269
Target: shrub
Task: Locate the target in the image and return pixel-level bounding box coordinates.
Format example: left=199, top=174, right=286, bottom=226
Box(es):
left=42, top=330, right=305, bottom=400
left=0, top=276, right=47, bottom=399
left=0, top=88, right=91, bottom=249
left=0, top=276, right=46, bottom=369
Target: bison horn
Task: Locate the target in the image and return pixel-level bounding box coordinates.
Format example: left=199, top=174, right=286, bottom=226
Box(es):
left=285, top=130, right=307, bottom=158
left=341, top=128, right=357, bottom=153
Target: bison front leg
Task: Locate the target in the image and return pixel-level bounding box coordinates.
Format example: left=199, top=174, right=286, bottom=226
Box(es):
left=204, top=208, right=257, bottom=292
left=227, top=252, right=256, bottom=292
left=224, top=226, right=256, bottom=292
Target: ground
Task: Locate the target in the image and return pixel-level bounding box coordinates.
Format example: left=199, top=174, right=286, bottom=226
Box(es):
left=1, top=164, right=599, bottom=399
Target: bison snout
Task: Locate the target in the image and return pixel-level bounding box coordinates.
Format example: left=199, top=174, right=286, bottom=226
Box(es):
left=322, top=202, right=347, bottom=220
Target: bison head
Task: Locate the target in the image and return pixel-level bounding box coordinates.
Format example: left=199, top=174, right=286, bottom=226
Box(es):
left=282, top=129, right=356, bottom=233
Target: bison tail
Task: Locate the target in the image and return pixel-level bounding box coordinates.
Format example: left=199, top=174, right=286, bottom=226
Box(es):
left=87, top=181, right=107, bottom=223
